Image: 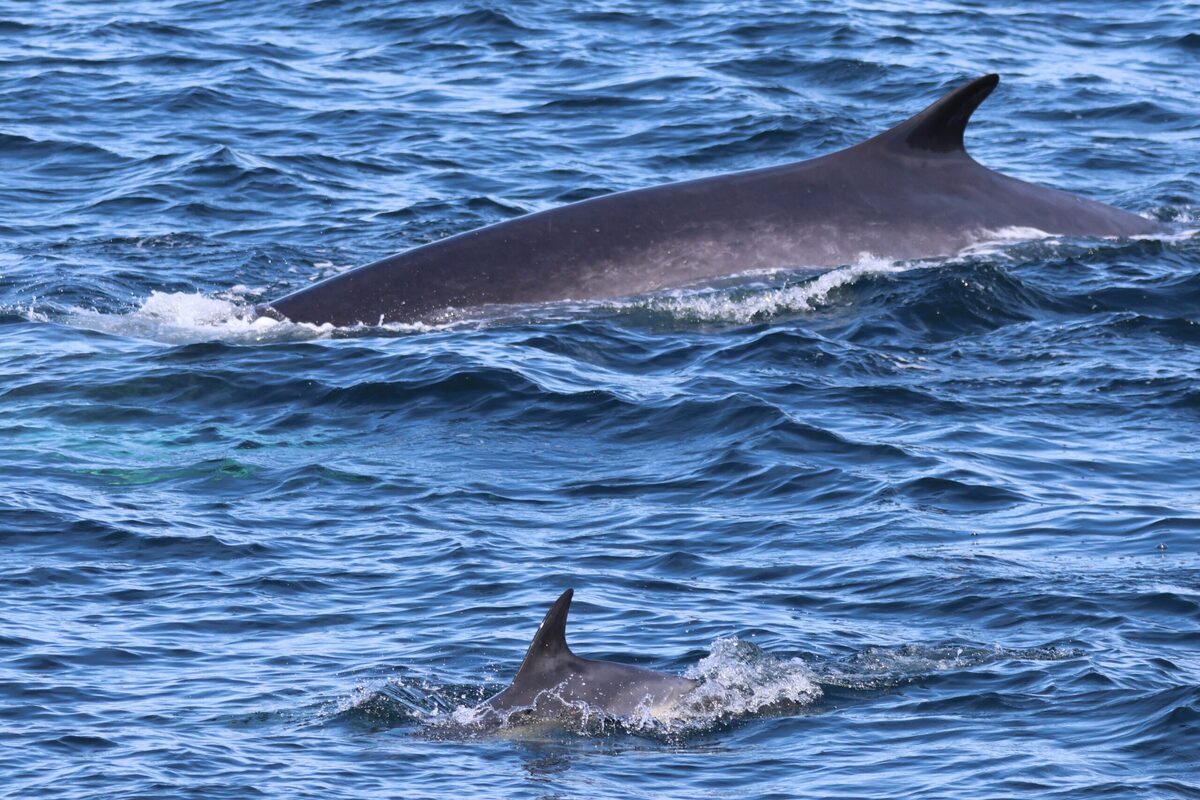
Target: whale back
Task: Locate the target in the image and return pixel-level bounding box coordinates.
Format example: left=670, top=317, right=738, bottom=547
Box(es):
left=480, top=589, right=698, bottom=721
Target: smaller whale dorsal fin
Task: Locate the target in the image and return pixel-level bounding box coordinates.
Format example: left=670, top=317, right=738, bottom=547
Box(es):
left=514, top=588, right=575, bottom=678
left=871, top=73, right=999, bottom=155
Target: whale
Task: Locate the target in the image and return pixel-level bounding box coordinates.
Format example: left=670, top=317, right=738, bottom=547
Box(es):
left=475, top=589, right=697, bottom=725
left=258, top=74, right=1161, bottom=326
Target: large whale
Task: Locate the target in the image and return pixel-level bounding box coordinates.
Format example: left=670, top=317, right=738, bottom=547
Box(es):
left=259, top=74, right=1160, bottom=326
left=475, top=589, right=697, bottom=725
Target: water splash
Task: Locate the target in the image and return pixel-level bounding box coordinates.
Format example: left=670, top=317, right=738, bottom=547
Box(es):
left=615, top=231, right=1053, bottom=325
left=959, top=226, right=1056, bottom=259
left=650, top=637, right=823, bottom=729
left=56, top=289, right=327, bottom=344
left=318, top=676, right=485, bottom=731
left=623, top=253, right=909, bottom=324
left=815, top=642, right=1081, bottom=691
left=45, top=288, right=464, bottom=344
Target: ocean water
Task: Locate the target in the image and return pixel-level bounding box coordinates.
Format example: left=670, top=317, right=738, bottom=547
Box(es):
left=2, top=1, right=1198, bottom=797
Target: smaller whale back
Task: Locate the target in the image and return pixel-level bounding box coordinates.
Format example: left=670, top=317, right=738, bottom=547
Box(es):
left=482, top=589, right=699, bottom=721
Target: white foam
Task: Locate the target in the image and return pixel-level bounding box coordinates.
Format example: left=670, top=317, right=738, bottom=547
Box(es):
left=815, top=642, right=1078, bottom=691
left=664, top=636, right=822, bottom=723
left=325, top=682, right=377, bottom=718
left=59, top=290, right=333, bottom=345
left=1148, top=225, right=1200, bottom=244
left=960, top=226, right=1057, bottom=258
left=1156, top=206, right=1200, bottom=226
left=631, top=253, right=907, bottom=324
left=41, top=286, right=473, bottom=345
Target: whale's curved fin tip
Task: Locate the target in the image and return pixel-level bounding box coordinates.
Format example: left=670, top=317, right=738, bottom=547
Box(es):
left=881, top=73, right=1000, bottom=155
left=515, top=588, right=575, bottom=677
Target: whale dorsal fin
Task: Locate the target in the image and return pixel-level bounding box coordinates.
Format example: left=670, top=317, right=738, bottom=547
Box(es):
left=514, top=588, right=575, bottom=678
left=869, top=73, right=999, bottom=155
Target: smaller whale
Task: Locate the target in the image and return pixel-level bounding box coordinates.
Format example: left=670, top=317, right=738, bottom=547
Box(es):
left=477, top=589, right=697, bottom=724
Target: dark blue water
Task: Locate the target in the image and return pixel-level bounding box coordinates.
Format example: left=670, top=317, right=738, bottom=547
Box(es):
left=2, top=1, right=1198, bottom=797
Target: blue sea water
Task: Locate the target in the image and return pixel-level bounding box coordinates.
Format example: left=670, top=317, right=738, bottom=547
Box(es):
left=2, top=1, right=1199, bottom=797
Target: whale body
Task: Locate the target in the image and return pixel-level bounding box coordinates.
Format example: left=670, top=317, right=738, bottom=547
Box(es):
left=259, top=74, right=1160, bottom=326
left=476, top=589, right=696, bottom=724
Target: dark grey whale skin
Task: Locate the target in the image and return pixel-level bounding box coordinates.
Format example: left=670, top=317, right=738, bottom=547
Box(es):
left=476, top=589, right=697, bottom=724
left=259, top=74, right=1160, bottom=326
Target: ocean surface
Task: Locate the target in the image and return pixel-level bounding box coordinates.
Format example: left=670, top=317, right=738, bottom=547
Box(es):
left=2, top=1, right=1198, bottom=797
